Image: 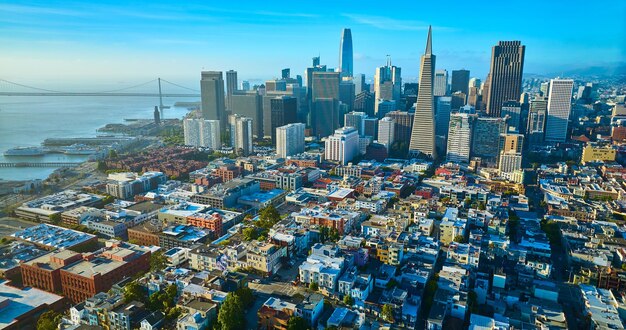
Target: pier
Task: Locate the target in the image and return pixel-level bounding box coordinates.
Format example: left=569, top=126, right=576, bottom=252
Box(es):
left=0, top=162, right=82, bottom=168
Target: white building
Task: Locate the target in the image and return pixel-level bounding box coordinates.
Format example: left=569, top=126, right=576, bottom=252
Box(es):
left=299, top=244, right=346, bottom=294
left=377, top=117, right=395, bottom=149
left=545, top=78, right=574, bottom=143
left=434, top=69, right=448, bottom=96
left=183, top=118, right=221, bottom=148
left=446, top=113, right=473, bottom=163
left=325, top=127, right=359, bottom=165
left=499, top=153, right=523, bottom=173
left=230, top=115, right=253, bottom=156
left=276, top=123, right=305, bottom=158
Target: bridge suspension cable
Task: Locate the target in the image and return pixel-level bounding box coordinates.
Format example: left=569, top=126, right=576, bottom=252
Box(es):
left=159, top=79, right=200, bottom=92
left=0, top=78, right=199, bottom=94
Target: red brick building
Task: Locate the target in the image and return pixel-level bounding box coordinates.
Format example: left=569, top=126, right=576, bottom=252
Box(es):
left=21, top=250, right=82, bottom=293
left=59, top=242, right=150, bottom=303
left=186, top=213, right=223, bottom=239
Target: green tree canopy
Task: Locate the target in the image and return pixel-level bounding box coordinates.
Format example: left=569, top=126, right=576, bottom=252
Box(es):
left=287, top=316, right=308, bottom=330
left=36, top=310, right=62, bottom=330
left=343, top=295, right=354, bottom=306
left=381, top=304, right=395, bottom=323
left=218, top=293, right=245, bottom=330
left=150, top=251, right=168, bottom=272
left=309, top=282, right=319, bottom=291
left=235, top=287, right=254, bottom=308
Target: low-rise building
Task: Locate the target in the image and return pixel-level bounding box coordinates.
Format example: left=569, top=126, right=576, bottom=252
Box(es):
left=160, top=224, right=209, bottom=250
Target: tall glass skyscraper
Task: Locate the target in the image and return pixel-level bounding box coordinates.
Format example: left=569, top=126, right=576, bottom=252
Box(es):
left=409, top=26, right=437, bottom=159
left=339, top=28, right=353, bottom=78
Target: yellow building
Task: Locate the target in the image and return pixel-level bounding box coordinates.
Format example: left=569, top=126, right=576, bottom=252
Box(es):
left=376, top=243, right=404, bottom=265
left=581, top=144, right=616, bottom=164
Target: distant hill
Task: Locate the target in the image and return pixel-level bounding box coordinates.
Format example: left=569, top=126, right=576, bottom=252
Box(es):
left=550, top=62, right=626, bottom=79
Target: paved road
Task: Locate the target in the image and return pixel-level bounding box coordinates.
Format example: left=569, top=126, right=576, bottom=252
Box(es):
left=0, top=217, right=37, bottom=237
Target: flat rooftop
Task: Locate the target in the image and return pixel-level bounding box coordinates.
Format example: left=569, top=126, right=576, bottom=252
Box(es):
left=0, top=280, right=64, bottom=329
left=11, top=224, right=96, bottom=249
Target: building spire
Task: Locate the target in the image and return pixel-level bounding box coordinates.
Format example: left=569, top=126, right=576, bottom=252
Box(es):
left=425, top=25, right=432, bottom=55
left=386, top=54, right=391, bottom=67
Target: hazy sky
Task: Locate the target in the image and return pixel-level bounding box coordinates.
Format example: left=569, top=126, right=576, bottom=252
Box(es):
left=1, top=0, right=625, bottom=90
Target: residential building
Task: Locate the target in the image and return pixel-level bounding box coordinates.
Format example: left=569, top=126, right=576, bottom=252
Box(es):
left=447, top=113, right=473, bottom=163
left=276, top=123, right=305, bottom=158
left=325, top=127, right=359, bottom=165
left=183, top=118, right=221, bottom=148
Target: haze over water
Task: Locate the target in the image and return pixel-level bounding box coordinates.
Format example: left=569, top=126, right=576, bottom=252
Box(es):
left=0, top=95, right=197, bottom=181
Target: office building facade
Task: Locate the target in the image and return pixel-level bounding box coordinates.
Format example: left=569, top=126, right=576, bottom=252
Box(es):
left=545, top=79, right=574, bottom=143
left=484, top=41, right=525, bottom=117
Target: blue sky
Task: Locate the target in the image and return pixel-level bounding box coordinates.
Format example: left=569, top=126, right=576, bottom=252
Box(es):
left=0, top=0, right=624, bottom=88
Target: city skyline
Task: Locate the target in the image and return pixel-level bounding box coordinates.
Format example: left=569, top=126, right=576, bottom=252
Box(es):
left=1, top=0, right=625, bottom=86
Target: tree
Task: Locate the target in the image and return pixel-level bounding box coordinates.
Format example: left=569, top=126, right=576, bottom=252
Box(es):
left=381, top=304, right=395, bottom=323
left=453, top=235, right=466, bottom=243
left=235, top=287, right=255, bottom=308
left=385, top=278, right=398, bottom=289
left=218, top=293, right=245, bottom=330
left=108, top=149, right=118, bottom=159
left=97, top=160, right=107, bottom=171
left=287, top=316, right=308, bottom=330
left=123, top=281, right=146, bottom=303
left=309, top=282, right=319, bottom=291
left=328, top=227, right=340, bottom=242
left=48, top=213, right=61, bottom=225
left=150, top=251, right=168, bottom=272
left=36, top=310, right=62, bottom=330
left=258, top=204, right=280, bottom=229
left=242, top=227, right=259, bottom=241
left=343, top=295, right=354, bottom=306
left=468, top=290, right=479, bottom=313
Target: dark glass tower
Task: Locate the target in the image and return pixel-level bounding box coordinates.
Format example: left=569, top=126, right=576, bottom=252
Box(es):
left=484, top=41, right=525, bottom=117
left=339, top=28, right=353, bottom=78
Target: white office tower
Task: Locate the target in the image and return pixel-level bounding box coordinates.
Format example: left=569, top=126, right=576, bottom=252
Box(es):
left=499, top=153, right=523, bottom=173
left=409, top=27, right=437, bottom=159
left=377, top=117, right=395, bottom=149
left=545, top=78, right=574, bottom=143
left=325, top=126, right=359, bottom=165
left=183, top=118, right=221, bottom=149
left=446, top=113, right=473, bottom=163
left=230, top=115, right=253, bottom=156
left=276, top=123, right=305, bottom=158
left=434, top=69, right=448, bottom=96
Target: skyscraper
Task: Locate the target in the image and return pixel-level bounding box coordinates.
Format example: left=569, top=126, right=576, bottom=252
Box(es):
left=231, top=91, right=262, bottom=138
left=446, top=113, right=473, bottom=163
left=435, top=96, right=452, bottom=138
left=241, top=81, right=250, bottom=91
left=276, top=123, right=305, bottom=158
left=281, top=68, right=290, bottom=79
left=484, top=41, right=525, bottom=117
left=354, top=91, right=375, bottom=117
left=527, top=97, right=547, bottom=146
left=270, top=96, right=298, bottom=143
left=374, top=58, right=401, bottom=115
left=409, top=26, right=437, bottom=159
left=313, top=98, right=340, bottom=138
left=451, top=69, right=470, bottom=95
left=312, top=71, right=340, bottom=100
left=200, top=71, right=226, bottom=130
left=501, top=101, right=522, bottom=133
left=339, top=28, right=353, bottom=78
left=471, top=117, right=507, bottom=160
left=226, top=70, right=238, bottom=111
left=183, top=118, right=221, bottom=149
left=230, top=115, right=253, bottom=156
left=325, top=126, right=359, bottom=165
left=385, top=111, right=414, bottom=143
left=377, top=117, right=395, bottom=149
left=363, top=117, right=378, bottom=138
left=545, top=79, right=574, bottom=143
left=434, top=70, right=448, bottom=96
left=345, top=111, right=367, bottom=136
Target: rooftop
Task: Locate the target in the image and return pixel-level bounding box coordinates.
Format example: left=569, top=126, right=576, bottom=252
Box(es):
left=11, top=224, right=96, bottom=249
left=0, top=280, right=64, bottom=329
